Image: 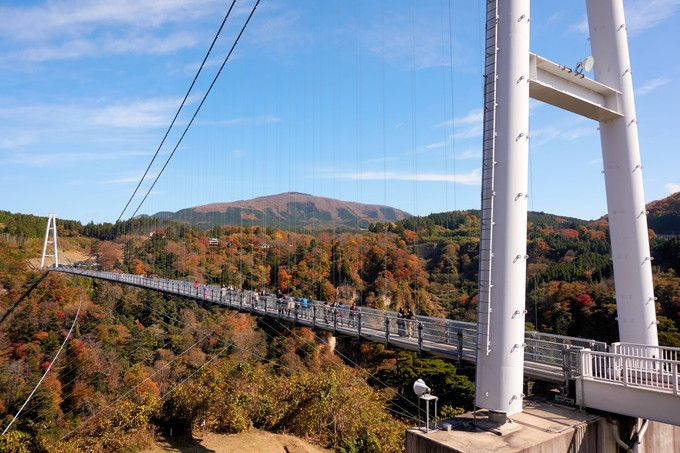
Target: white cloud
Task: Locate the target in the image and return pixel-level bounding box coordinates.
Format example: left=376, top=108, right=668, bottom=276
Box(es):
left=435, top=109, right=483, bottom=129
left=0, top=96, right=187, bottom=130
left=568, top=18, right=589, bottom=35
left=453, top=148, right=482, bottom=160
left=359, top=4, right=470, bottom=70
left=424, top=140, right=445, bottom=151
left=531, top=122, right=597, bottom=148
left=0, top=133, right=36, bottom=150
left=665, top=182, right=680, bottom=194
left=246, top=4, right=307, bottom=55
left=103, top=172, right=159, bottom=184
left=93, top=98, right=187, bottom=129
left=201, top=115, right=282, bottom=127
left=339, top=169, right=481, bottom=185
left=229, top=149, right=246, bottom=158
left=434, top=108, right=483, bottom=140
left=0, top=0, right=221, bottom=41
left=0, top=150, right=153, bottom=167
left=0, top=0, right=226, bottom=63
left=626, top=0, right=680, bottom=35
left=569, top=0, right=680, bottom=37
left=637, top=77, right=671, bottom=96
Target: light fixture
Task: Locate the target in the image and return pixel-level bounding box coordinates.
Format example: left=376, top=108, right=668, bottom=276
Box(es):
left=575, top=56, right=595, bottom=75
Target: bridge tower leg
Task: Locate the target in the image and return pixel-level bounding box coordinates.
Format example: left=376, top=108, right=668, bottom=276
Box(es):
left=40, top=214, right=59, bottom=269
left=475, top=0, right=530, bottom=419
left=586, top=0, right=658, bottom=347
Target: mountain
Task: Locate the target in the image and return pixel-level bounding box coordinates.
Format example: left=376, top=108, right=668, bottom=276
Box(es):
left=646, top=192, right=680, bottom=235
left=153, top=192, right=411, bottom=230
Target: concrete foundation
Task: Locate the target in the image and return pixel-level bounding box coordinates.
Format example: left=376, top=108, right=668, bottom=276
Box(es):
left=406, top=397, right=680, bottom=452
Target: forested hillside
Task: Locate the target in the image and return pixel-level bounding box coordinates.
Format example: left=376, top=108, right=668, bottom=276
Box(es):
left=1, top=193, right=679, bottom=451
left=0, top=244, right=423, bottom=452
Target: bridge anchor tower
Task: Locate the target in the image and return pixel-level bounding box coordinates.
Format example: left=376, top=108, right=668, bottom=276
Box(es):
left=40, top=214, right=59, bottom=269
left=475, top=0, right=659, bottom=421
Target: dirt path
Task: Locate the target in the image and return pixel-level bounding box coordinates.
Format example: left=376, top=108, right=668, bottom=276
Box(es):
left=144, top=430, right=332, bottom=453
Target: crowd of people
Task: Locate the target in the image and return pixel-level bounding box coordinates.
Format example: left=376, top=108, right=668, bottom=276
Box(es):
left=188, top=281, right=418, bottom=338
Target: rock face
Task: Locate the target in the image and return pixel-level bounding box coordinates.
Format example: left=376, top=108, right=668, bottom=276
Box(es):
left=153, top=192, right=411, bottom=230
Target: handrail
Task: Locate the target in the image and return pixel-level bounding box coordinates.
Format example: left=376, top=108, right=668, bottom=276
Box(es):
left=578, top=348, right=680, bottom=394
left=61, top=266, right=662, bottom=388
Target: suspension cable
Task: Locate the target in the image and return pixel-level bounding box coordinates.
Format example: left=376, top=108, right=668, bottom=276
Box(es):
left=128, top=0, right=262, bottom=220
left=116, top=0, right=238, bottom=223
left=2, top=296, right=83, bottom=435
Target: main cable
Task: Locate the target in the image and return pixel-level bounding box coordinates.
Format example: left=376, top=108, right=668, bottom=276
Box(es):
left=116, top=0, right=238, bottom=223
left=127, top=0, right=261, bottom=220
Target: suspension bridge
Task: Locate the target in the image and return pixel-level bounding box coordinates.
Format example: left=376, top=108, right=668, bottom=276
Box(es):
left=24, top=0, right=680, bottom=446
left=52, top=266, right=680, bottom=427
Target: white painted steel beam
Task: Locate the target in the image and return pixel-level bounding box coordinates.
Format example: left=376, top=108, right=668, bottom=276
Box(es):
left=586, top=0, right=658, bottom=347
left=528, top=53, right=622, bottom=121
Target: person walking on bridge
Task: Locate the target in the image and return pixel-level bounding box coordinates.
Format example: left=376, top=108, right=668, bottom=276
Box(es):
left=302, top=296, right=310, bottom=319
left=406, top=309, right=415, bottom=338
left=286, top=296, right=295, bottom=317
left=397, top=308, right=406, bottom=337
left=348, top=302, right=357, bottom=327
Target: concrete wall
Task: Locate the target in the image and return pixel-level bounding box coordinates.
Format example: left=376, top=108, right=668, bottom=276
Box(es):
left=406, top=415, right=680, bottom=452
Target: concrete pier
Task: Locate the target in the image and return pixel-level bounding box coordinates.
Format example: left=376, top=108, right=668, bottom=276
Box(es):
left=406, top=397, right=680, bottom=452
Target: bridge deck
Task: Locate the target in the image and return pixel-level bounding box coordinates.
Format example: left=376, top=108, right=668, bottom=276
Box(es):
left=54, top=267, right=680, bottom=425
left=54, top=267, right=603, bottom=383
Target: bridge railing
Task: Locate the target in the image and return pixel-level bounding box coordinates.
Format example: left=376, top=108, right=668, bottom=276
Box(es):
left=579, top=349, right=680, bottom=394
left=55, top=267, right=608, bottom=376
left=610, top=342, right=680, bottom=363
left=523, top=331, right=607, bottom=368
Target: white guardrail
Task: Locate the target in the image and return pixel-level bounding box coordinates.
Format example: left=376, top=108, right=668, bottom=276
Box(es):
left=579, top=343, right=680, bottom=394
left=56, top=267, right=614, bottom=380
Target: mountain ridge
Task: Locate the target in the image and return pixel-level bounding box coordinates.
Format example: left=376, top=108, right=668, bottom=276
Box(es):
left=153, top=192, right=412, bottom=230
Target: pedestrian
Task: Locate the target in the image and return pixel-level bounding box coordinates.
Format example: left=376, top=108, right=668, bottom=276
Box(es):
left=287, top=296, right=295, bottom=317
left=301, top=296, right=308, bottom=319
left=348, top=302, right=357, bottom=327
left=330, top=300, right=337, bottom=325
left=406, top=308, right=415, bottom=338
left=397, top=307, right=406, bottom=337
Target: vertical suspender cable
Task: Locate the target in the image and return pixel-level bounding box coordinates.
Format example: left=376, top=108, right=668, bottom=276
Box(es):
left=128, top=0, right=262, bottom=220
left=409, top=0, right=419, bottom=314
left=116, top=0, right=238, bottom=223
left=448, top=0, right=458, bottom=212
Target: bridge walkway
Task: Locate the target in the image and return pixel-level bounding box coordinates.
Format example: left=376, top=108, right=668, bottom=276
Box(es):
left=54, top=267, right=604, bottom=384
left=54, top=267, right=680, bottom=425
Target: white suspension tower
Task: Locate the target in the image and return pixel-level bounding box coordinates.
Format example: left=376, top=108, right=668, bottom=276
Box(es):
left=40, top=214, right=59, bottom=269
left=475, top=0, right=658, bottom=421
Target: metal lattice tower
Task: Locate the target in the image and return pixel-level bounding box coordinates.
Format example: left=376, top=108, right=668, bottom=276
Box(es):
left=40, top=214, right=59, bottom=269
left=474, top=0, right=659, bottom=419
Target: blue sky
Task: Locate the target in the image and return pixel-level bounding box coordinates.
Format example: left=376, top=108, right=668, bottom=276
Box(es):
left=1, top=0, right=679, bottom=223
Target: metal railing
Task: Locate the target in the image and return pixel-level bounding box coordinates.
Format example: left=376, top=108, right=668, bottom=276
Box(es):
left=579, top=349, right=680, bottom=395
left=59, top=267, right=668, bottom=388
left=610, top=342, right=680, bottom=363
